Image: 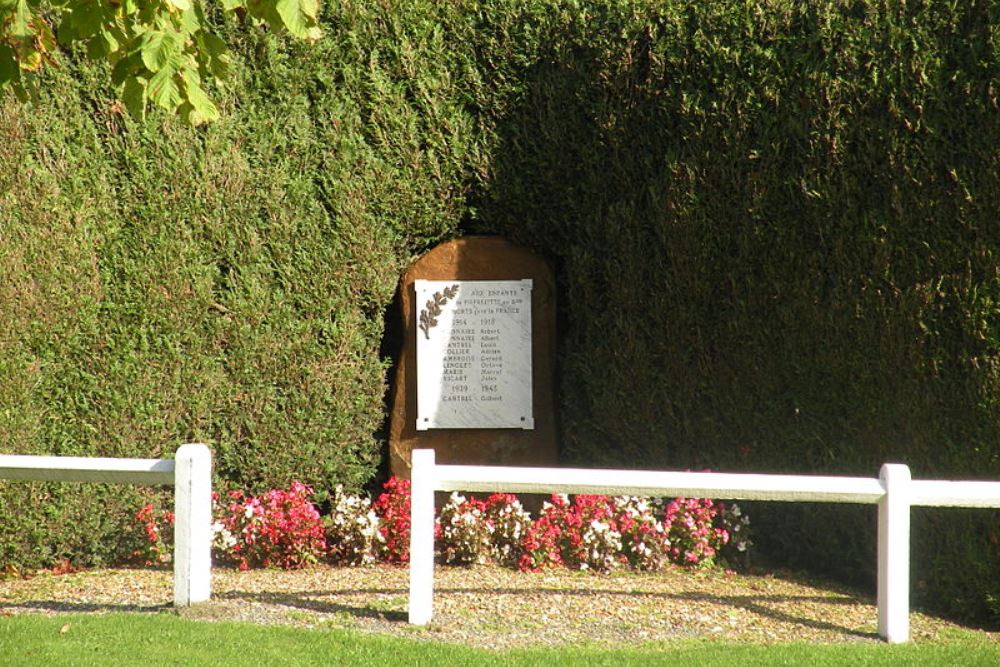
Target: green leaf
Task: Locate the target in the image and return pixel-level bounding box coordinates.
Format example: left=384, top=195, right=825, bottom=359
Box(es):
left=180, top=4, right=201, bottom=35
left=111, top=51, right=142, bottom=87
left=219, top=0, right=245, bottom=11
left=86, top=34, right=109, bottom=60
left=11, top=0, right=33, bottom=38
left=183, top=65, right=201, bottom=86
left=167, top=0, right=190, bottom=10
left=9, top=82, right=30, bottom=101
left=101, top=28, right=120, bottom=54
left=141, top=30, right=181, bottom=73
left=56, top=12, right=78, bottom=43
left=181, top=69, right=219, bottom=125
left=209, top=52, right=232, bottom=80
left=202, top=32, right=227, bottom=56
left=61, top=5, right=107, bottom=43
left=0, top=44, right=17, bottom=87
left=122, top=76, right=147, bottom=121
left=148, top=66, right=181, bottom=110
left=199, top=32, right=231, bottom=79
left=86, top=26, right=120, bottom=61
left=275, top=0, right=320, bottom=39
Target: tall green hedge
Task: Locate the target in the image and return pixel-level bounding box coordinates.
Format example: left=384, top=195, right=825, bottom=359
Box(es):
left=473, top=0, right=1000, bottom=625
left=2, top=0, right=999, bottom=626
left=0, top=0, right=483, bottom=566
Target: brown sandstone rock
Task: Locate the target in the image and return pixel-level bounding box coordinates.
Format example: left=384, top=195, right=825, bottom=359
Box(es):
left=388, top=236, right=558, bottom=477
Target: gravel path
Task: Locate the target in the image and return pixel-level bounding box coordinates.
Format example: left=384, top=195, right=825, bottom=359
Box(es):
left=1, top=564, right=996, bottom=649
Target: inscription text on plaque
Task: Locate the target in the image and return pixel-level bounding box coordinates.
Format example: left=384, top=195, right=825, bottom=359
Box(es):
left=415, top=279, right=533, bottom=430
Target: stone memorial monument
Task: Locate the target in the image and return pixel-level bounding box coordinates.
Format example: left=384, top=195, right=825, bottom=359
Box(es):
left=388, top=236, right=558, bottom=477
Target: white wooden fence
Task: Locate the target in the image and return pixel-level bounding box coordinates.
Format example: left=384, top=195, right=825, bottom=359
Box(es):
left=407, top=448, right=1000, bottom=643
left=0, top=444, right=212, bottom=607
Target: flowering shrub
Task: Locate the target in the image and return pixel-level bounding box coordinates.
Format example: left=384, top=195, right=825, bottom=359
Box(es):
left=717, top=502, right=753, bottom=566
left=132, top=503, right=174, bottom=566
left=560, top=495, right=624, bottom=572
left=210, top=491, right=237, bottom=557
left=614, top=496, right=669, bottom=571
left=434, top=492, right=533, bottom=567
left=436, top=493, right=491, bottom=565
left=518, top=494, right=568, bottom=571
left=513, top=493, right=746, bottom=572
left=483, top=493, right=532, bottom=567
left=215, top=481, right=326, bottom=570
left=372, top=476, right=411, bottom=563
left=517, top=494, right=626, bottom=572
left=325, top=486, right=383, bottom=566
left=662, top=497, right=728, bottom=566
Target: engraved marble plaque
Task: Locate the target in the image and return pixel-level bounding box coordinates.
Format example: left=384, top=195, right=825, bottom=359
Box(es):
left=415, top=279, right=533, bottom=430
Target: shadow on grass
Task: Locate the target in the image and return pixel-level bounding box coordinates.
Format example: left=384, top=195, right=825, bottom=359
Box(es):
left=3, top=601, right=171, bottom=614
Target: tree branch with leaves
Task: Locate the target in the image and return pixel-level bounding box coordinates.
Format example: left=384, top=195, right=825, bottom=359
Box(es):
left=0, top=0, right=321, bottom=124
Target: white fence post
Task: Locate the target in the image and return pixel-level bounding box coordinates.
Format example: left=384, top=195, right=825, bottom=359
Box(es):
left=408, top=448, right=437, bottom=625
left=173, top=443, right=212, bottom=607
left=877, top=463, right=911, bottom=644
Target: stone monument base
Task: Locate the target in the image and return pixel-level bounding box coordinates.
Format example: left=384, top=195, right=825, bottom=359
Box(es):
left=388, top=236, right=558, bottom=478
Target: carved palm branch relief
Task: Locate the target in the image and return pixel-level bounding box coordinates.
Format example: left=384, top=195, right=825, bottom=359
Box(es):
left=419, top=284, right=459, bottom=339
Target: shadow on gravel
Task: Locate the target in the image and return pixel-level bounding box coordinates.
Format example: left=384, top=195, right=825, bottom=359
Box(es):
left=209, top=585, right=877, bottom=640
left=214, top=589, right=408, bottom=622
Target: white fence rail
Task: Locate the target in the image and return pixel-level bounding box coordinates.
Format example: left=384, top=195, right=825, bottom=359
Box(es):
left=0, top=444, right=212, bottom=607
left=407, top=448, right=1000, bottom=644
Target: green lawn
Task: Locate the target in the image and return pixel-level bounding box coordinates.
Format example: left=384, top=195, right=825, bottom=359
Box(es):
left=1, top=613, right=998, bottom=666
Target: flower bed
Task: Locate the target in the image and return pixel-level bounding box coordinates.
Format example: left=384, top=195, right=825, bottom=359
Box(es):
left=134, top=477, right=751, bottom=572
